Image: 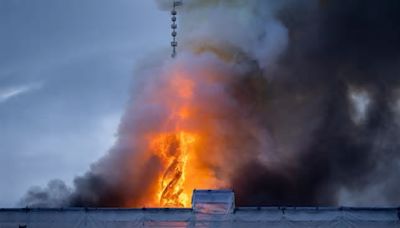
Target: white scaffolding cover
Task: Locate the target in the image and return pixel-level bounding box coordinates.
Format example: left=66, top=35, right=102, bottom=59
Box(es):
left=0, top=207, right=399, bottom=228
left=191, top=189, right=235, bottom=214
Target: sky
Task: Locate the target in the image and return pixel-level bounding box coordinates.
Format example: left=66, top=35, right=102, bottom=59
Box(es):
left=0, top=0, right=170, bottom=207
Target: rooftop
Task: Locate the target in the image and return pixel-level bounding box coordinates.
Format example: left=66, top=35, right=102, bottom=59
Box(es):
left=1, top=190, right=399, bottom=227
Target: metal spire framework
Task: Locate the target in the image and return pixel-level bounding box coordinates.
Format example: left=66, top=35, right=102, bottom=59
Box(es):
left=171, top=1, right=182, bottom=58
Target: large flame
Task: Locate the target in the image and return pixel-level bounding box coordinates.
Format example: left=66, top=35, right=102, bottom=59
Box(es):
left=151, top=131, right=195, bottom=207
left=140, top=68, right=220, bottom=207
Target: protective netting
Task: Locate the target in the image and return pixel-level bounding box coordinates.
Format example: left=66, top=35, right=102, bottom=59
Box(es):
left=0, top=207, right=399, bottom=228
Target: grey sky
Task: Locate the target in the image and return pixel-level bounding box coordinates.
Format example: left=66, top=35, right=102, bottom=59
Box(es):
left=0, top=0, right=169, bottom=207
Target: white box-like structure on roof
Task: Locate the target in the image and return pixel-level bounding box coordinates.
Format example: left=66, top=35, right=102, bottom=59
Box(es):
left=191, top=189, right=235, bottom=214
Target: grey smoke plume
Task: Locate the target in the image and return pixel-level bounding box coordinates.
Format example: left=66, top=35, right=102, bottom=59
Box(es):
left=21, top=0, right=400, bottom=207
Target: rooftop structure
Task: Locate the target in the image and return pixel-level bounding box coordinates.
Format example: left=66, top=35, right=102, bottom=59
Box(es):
left=192, top=189, right=235, bottom=214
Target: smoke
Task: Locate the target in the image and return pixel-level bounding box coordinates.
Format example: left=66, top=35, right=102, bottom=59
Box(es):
left=21, top=0, right=400, bottom=207
left=20, top=180, right=72, bottom=208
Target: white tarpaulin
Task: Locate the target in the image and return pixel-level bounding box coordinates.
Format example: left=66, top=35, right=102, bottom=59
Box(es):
left=192, top=190, right=235, bottom=214
left=0, top=207, right=399, bottom=228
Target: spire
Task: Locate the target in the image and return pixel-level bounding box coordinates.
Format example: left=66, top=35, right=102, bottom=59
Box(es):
left=171, top=1, right=182, bottom=58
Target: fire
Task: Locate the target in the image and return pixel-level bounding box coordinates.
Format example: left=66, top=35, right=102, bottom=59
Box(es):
left=151, top=131, right=196, bottom=207
left=141, top=68, right=220, bottom=207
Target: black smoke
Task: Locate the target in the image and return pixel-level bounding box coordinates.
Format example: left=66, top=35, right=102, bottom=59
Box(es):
left=232, top=0, right=400, bottom=206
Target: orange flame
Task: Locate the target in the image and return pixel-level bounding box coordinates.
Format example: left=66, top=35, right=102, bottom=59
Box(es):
left=151, top=131, right=196, bottom=207
left=141, top=68, right=220, bottom=207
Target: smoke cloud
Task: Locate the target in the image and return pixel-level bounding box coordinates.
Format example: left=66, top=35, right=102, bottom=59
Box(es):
left=21, top=0, right=400, bottom=207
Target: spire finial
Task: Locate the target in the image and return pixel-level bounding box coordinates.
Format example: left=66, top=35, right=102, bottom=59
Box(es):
left=171, top=1, right=182, bottom=58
